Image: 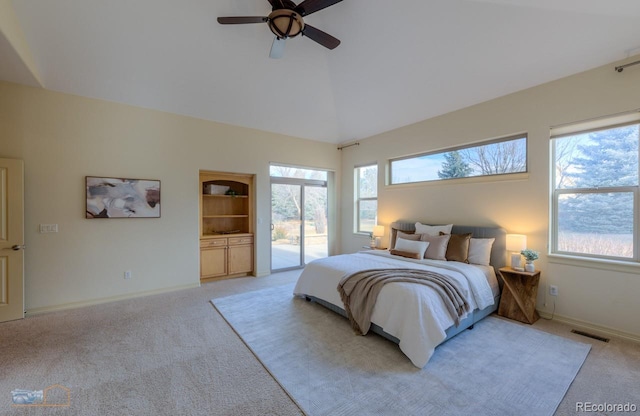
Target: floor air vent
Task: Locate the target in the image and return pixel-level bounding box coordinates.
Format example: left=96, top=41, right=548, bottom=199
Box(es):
left=571, top=329, right=610, bottom=343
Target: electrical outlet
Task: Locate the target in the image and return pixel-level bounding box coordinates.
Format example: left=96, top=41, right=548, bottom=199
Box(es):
left=549, top=285, right=558, bottom=296
left=124, top=271, right=132, bottom=280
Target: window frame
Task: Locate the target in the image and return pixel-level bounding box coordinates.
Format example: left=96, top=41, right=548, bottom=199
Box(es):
left=550, top=113, right=640, bottom=263
left=389, top=133, right=528, bottom=186
left=354, top=163, right=378, bottom=235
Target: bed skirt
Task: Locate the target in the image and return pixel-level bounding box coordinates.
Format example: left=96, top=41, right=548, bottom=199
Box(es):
left=305, top=294, right=501, bottom=345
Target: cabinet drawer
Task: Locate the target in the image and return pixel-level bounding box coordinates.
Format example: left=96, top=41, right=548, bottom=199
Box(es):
left=229, top=236, right=253, bottom=245
left=200, top=238, right=227, bottom=248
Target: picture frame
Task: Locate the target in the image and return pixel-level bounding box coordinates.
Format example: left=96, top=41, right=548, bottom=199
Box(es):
left=85, top=176, right=161, bottom=218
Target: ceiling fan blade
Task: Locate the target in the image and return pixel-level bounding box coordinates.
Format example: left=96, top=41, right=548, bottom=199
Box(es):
left=301, top=24, right=340, bottom=49
left=217, top=16, right=268, bottom=24
left=270, top=37, right=287, bottom=59
left=294, top=0, right=343, bottom=16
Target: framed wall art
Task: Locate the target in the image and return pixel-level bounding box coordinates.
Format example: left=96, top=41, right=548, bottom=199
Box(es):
left=86, top=176, right=161, bottom=218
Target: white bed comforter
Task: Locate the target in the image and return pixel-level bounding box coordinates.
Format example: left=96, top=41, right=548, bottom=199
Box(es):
left=293, top=250, right=497, bottom=368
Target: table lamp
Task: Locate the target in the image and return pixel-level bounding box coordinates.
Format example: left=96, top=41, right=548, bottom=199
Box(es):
left=506, top=234, right=527, bottom=271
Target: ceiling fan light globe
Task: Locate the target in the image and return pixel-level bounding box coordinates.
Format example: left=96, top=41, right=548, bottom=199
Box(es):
left=268, top=9, right=304, bottom=38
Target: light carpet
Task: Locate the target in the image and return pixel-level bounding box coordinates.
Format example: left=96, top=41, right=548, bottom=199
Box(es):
left=0, top=285, right=304, bottom=416
left=211, top=283, right=591, bottom=416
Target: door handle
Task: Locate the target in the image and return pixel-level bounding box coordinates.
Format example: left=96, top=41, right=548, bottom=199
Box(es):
left=2, top=244, right=26, bottom=251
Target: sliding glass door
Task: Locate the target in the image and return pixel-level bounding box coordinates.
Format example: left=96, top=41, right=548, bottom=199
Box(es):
left=271, top=166, right=328, bottom=272
left=303, top=185, right=328, bottom=265
left=271, top=183, right=302, bottom=270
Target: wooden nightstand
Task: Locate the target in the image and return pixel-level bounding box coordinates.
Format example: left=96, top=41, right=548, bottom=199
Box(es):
left=497, top=267, right=541, bottom=324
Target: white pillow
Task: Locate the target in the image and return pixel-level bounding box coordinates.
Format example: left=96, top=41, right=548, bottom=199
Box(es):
left=394, top=238, right=430, bottom=258
left=467, top=238, right=495, bottom=266
left=415, top=222, right=453, bottom=236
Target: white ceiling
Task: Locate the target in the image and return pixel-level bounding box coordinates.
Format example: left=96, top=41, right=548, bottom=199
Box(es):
left=3, top=0, right=640, bottom=144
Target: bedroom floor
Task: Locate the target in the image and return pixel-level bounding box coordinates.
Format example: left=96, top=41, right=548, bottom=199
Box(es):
left=211, top=270, right=640, bottom=416
left=2, top=269, right=637, bottom=415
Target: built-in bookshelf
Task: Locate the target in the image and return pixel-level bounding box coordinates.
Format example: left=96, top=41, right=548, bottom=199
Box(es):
left=199, top=171, right=254, bottom=281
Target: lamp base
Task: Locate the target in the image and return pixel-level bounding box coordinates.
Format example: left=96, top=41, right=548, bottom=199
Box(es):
left=510, top=253, right=522, bottom=269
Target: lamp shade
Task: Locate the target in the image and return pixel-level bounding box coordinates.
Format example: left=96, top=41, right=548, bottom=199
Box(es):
left=506, top=234, right=527, bottom=252
left=372, top=225, right=385, bottom=238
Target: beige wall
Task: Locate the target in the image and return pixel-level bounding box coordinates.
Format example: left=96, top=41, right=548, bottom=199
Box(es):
left=3, top=53, right=640, bottom=340
left=340, top=56, right=640, bottom=340
left=0, top=81, right=340, bottom=313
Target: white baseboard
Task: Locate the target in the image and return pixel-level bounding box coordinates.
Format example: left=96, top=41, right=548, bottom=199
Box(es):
left=538, top=310, right=640, bottom=344
left=25, top=282, right=201, bottom=317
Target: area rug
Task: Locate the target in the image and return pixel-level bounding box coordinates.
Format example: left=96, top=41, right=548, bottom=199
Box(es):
left=211, top=283, right=590, bottom=416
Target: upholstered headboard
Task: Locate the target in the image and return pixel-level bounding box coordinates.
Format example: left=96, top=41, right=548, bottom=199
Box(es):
left=389, top=221, right=507, bottom=272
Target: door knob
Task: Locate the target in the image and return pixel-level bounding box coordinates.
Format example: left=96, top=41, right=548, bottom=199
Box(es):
left=10, top=244, right=25, bottom=251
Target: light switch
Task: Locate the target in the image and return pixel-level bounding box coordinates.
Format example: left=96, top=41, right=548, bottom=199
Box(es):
left=39, top=224, right=58, bottom=233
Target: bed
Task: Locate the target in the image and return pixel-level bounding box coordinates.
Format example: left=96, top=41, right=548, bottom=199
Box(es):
left=293, top=221, right=507, bottom=368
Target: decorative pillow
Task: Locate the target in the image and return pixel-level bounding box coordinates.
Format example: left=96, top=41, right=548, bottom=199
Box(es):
left=420, top=233, right=450, bottom=260
left=468, top=238, right=495, bottom=266
left=394, top=238, right=430, bottom=259
left=391, top=230, right=420, bottom=248
left=390, top=249, right=423, bottom=259
left=397, top=231, right=421, bottom=240
left=444, top=233, right=472, bottom=263
left=415, top=222, right=453, bottom=236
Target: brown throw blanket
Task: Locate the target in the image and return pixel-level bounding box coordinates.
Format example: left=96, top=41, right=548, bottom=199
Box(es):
left=337, top=268, right=471, bottom=336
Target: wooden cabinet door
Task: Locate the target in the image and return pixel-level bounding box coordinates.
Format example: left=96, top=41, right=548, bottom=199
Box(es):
left=200, top=247, right=227, bottom=278
left=228, top=244, right=253, bottom=275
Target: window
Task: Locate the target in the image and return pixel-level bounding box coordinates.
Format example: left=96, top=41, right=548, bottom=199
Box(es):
left=355, top=164, right=377, bottom=233
left=390, top=134, right=527, bottom=185
left=551, top=112, right=640, bottom=261
left=269, top=165, right=327, bottom=181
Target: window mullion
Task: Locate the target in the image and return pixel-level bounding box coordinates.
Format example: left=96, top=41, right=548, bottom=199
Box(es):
left=635, top=187, right=639, bottom=262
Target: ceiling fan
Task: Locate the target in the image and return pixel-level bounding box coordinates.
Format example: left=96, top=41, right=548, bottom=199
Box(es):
left=217, top=0, right=343, bottom=59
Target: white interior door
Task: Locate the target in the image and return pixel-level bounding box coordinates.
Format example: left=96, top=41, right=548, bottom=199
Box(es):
left=0, top=158, right=25, bottom=322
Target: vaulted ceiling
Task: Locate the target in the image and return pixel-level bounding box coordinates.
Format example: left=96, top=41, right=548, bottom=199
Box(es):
left=2, top=0, right=640, bottom=144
